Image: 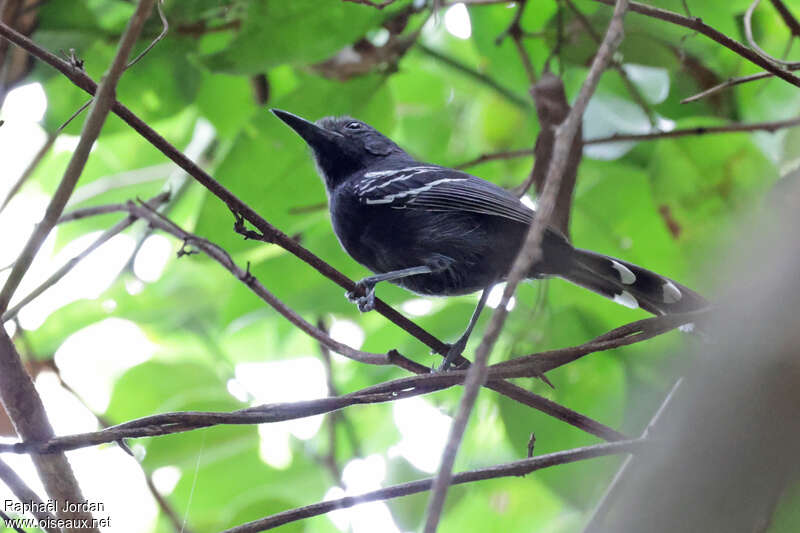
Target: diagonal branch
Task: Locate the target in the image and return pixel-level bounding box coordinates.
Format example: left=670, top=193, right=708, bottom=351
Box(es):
left=0, top=456, right=58, bottom=532
left=220, top=439, right=647, bottom=533
left=583, top=378, right=683, bottom=531
left=769, top=0, right=800, bottom=37
left=422, top=1, right=631, bottom=531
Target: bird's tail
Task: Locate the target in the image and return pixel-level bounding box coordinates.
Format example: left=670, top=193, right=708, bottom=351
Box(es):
left=559, top=248, right=708, bottom=315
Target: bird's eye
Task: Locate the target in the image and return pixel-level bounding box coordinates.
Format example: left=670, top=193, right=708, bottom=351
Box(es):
left=345, top=121, right=362, bottom=131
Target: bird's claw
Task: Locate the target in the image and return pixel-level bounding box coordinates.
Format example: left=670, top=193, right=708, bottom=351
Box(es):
left=346, top=282, right=376, bottom=312
left=436, top=340, right=468, bottom=372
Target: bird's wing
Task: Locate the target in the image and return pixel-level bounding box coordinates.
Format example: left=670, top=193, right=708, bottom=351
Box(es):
left=354, top=166, right=534, bottom=225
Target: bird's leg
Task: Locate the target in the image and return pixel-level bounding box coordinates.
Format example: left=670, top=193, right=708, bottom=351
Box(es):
left=346, top=265, right=434, bottom=312
left=439, top=286, right=491, bottom=371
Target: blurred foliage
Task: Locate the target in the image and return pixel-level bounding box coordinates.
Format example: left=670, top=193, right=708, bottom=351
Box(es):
left=8, top=0, right=800, bottom=531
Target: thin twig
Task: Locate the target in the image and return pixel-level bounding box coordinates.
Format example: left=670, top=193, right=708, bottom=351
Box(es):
left=680, top=64, right=800, bottom=103
left=126, top=0, right=168, bottom=69
left=592, top=0, right=800, bottom=89
left=457, top=116, right=800, bottom=166
left=0, top=133, right=55, bottom=214
left=220, top=439, right=647, bottom=533
left=744, top=0, right=800, bottom=67
left=423, top=2, right=630, bottom=531
left=496, top=0, right=538, bottom=84
left=455, top=148, right=534, bottom=169
left=130, top=201, right=392, bottom=365
left=1, top=192, right=170, bottom=323
left=316, top=317, right=343, bottom=481
left=564, top=0, right=657, bottom=126
left=583, top=378, right=683, bottom=532
left=584, top=115, right=800, bottom=144
left=0, top=509, right=27, bottom=533
left=0, top=457, right=57, bottom=532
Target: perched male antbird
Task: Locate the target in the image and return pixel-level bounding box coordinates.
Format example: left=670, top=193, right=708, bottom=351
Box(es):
left=272, top=109, right=707, bottom=369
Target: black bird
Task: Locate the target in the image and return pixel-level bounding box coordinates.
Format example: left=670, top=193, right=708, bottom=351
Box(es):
left=272, top=109, right=707, bottom=369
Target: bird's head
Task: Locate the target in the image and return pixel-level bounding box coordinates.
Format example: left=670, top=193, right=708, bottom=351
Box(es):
left=271, top=109, right=407, bottom=189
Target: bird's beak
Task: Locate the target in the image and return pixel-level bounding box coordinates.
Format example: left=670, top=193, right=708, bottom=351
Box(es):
left=271, top=109, right=339, bottom=152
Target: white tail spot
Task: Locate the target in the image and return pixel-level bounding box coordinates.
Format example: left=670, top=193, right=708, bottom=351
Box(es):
left=663, top=281, right=682, bottom=303
left=610, top=260, right=636, bottom=285
left=613, top=290, right=639, bottom=309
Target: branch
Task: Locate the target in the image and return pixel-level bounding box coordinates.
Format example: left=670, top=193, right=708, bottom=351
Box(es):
left=0, top=20, right=627, bottom=441
left=457, top=115, right=800, bottom=166
left=454, top=148, right=534, bottom=169
left=0, top=310, right=686, bottom=456
left=681, top=64, right=800, bottom=103
left=745, top=0, right=800, bottom=67
left=128, top=201, right=392, bottom=366
left=496, top=0, right=537, bottom=84
left=563, top=0, right=657, bottom=127
left=423, top=1, right=630, bottom=530
left=1, top=192, right=171, bottom=323
left=341, top=0, right=398, bottom=8
left=769, top=0, right=800, bottom=37
left=584, top=115, right=800, bottom=144
left=0, top=132, right=55, bottom=215
left=591, top=0, right=800, bottom=89
left=0, top=456, right=58, bottom=532
left=0, top=2, right=156, bottom=531
left=220, top=439, right=647, bottom=533
left=489, top=312, right=702, bottom=377
left=584, top=378, right=683, bottom=531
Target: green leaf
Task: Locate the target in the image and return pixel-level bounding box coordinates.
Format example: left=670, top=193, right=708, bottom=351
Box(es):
left=201, top=0, right=386, bottom=74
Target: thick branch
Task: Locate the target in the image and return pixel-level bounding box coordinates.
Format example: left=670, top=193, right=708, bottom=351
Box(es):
left=423, top=2, right=630, bottom=531
left=769, top=0, right=800, bottom=37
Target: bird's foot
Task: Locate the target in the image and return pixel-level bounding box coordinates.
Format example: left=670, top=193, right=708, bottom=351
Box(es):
left=346, top=280, right=376, bottom=312
left=436, top=339, right=469, bottom=372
